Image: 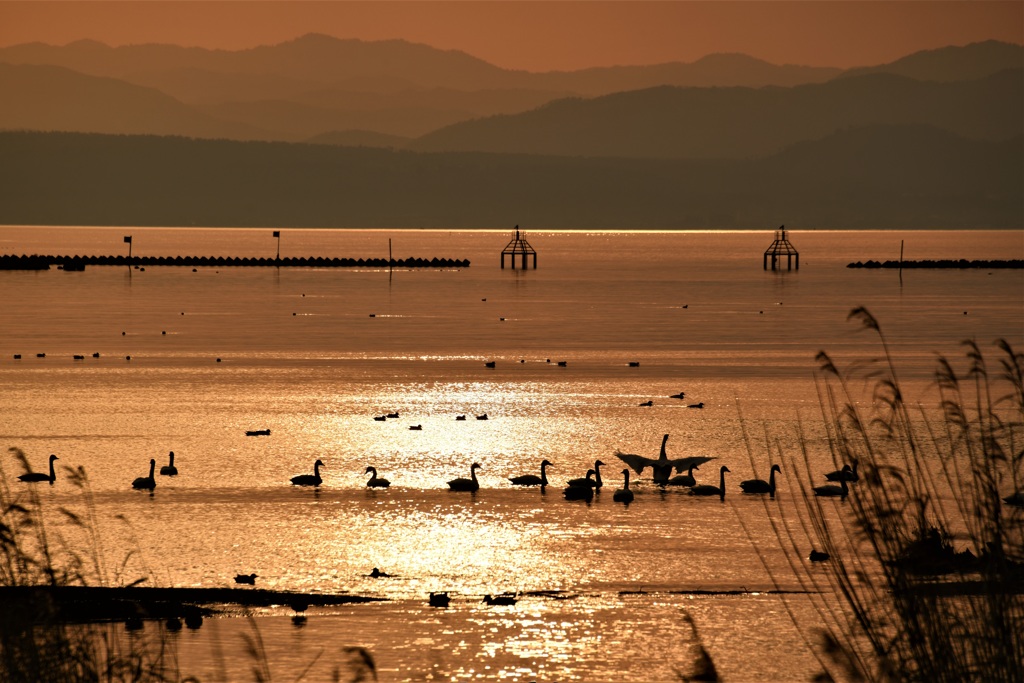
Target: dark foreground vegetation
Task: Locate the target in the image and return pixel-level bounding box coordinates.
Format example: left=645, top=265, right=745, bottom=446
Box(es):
left=774, top=309, right=1024, bottom=682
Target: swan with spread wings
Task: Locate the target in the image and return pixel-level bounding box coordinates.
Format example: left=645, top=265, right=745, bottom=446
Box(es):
left=614, top=434, right=715, bottom=485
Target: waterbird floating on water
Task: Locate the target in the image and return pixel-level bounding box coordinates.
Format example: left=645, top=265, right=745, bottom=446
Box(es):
left=689, top=466, right=730, bottom=499
left=667, top=464, right=699, bottom=487
left=615, top=434, right=715, bottom=486
left=159, top=451, right=177, bottom=476
left=612, top=469, right=635, bottom=505
left=290, top=459, right=324, bottom=487
left=813, top=474, right=849, bottom=498
left=369, top=567, right=392, bottom=578
left=17, top=454, right=58, bottom=484
left=509, top=459, right=552, bottom=487
left=131, top=459, right=156, bottom=491
left=809, top=549, right=830, bottom=562
left=234, top=573, right=257, bottom=585
left=447, top=463, right=481, bottom=492
left=825, top=460, right=859, bottom=482
left=567, top=460, right=604, bottom=489
left=429, top=592, right=450, bottom=607
left=365, top=466, right=390, bottom=488
left=563, top=476, right=596, bottom=501
left=739, top=464, right=781, bottom=498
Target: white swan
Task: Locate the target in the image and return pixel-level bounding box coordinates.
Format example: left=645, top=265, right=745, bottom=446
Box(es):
left=18, top=454, right=58, bottom=483
left=509, top=459, right=552, bottom=487
left=365, top=466, right=390, bottom=488
left=740, top=464, right=781, bottom=497
left=448, top=462, right=481, bottom=491
left=132, top=459, right=156, bottom=490
left=291, top=459, right=324, bottom=487
left=159, top=451, right=178, bottom=476
left=689, top=465, right=730, bottom=499
left=613, top=469, right=634, bottom=504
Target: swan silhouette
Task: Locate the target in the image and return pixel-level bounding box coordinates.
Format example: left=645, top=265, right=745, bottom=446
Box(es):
left=813, top=474, right=849, bottom=498
left=563, top=480, right=595, bottom=501
left=291, top=459, right=324, bottom=487
left=616, top=434, right=714, bottom=486
left=667, top=464, right=699, bottom=487
left=159, top=451, right=178, bottom=476
left=825, top=460, right=858, bottom=482
left=740, top=464, right=781, bottom=497
left=448, top=463, right=481, bottom=491
left=509, top=459, right=552, bottom=487
left=567, top=460, right=604, bottom=489
left=689, top=465, right=730, bottom=499
left=612, top=469, right=634, bottom=504
left=132, top=459, right=156, bottom=490
left=365, top=466, right=390, bottom=488
left=18, top=454, right=58, bottom=484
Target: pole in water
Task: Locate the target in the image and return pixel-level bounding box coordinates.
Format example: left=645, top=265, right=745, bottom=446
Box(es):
left=899, top=239, right=904, bottom=284
left=124, top=234, right=132, bottom=269
left=273, top=230, right=281, bottom=261
left=389, top=238, right=393, bottom=276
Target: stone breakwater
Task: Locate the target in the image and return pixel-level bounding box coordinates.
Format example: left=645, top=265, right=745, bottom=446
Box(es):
left=0, top=254, right=470, bottom=270
left=847, top=259, right=1022, bottom=269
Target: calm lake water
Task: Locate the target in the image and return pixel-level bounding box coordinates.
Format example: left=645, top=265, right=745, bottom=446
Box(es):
left=1, top=226, right=1022, bottom=682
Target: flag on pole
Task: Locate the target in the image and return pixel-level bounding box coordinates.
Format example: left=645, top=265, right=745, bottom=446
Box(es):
left=273, top=231, right=280, bottom=238
left=124, top=236, right=132, bottom=243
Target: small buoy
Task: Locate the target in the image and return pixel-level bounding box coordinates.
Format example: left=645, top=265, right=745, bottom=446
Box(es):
left=519, top=359, right=525, bottom=363
left=126, top=355, right=131, bottom=361
left=122, top=331, right=126, bottom=335
left=216, top=358, right=222, bottom=363
left=293, top=312, right=297, bottom=316
left=963, top=311, right=968, bottom=315
left=192, top=269, right=197, bottom=273
left=301, top=293, right=305, bottom=297
left=161, top=331, right=166, bottom=335
left=181, top=312, right=185, bottom=315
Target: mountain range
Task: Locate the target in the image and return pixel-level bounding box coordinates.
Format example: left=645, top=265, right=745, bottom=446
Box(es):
left=0, top=35, right=1020, bottom=228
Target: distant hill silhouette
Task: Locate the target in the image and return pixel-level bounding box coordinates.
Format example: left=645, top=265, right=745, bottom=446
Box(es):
left=838, top=40, right=1024, bottom=82
left=6, top=35, right=1017, bottom=143
left=0, top=63, right=270, bottom=139
left=1, top=129, right=1018, bottom=229
left=408, top=70, right=1023, bottom=158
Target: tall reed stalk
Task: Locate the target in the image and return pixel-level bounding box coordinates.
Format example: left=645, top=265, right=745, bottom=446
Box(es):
left=782, top=308, right=1023, bottom=682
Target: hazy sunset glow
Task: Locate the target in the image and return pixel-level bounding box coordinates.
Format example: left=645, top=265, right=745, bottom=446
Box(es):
left=1, top=1, right=1021, bottom=70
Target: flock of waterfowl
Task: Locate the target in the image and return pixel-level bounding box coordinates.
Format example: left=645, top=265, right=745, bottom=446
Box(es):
left=16, top=441, right=1022, bottom=514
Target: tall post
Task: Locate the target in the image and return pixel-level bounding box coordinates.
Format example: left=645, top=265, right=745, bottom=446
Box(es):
left=273, top=230, right=281, bottom=260
left=123, top=235, right=132, bottom=266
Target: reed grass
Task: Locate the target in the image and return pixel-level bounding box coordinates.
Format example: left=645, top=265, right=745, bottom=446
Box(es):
left=0, top=449, right=376, bottom=683
left=777, top=308, right=1023, bottom=682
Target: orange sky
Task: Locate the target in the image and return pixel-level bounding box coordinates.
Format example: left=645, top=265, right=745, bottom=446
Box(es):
left=1, top=1, right=1021, bottom=71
